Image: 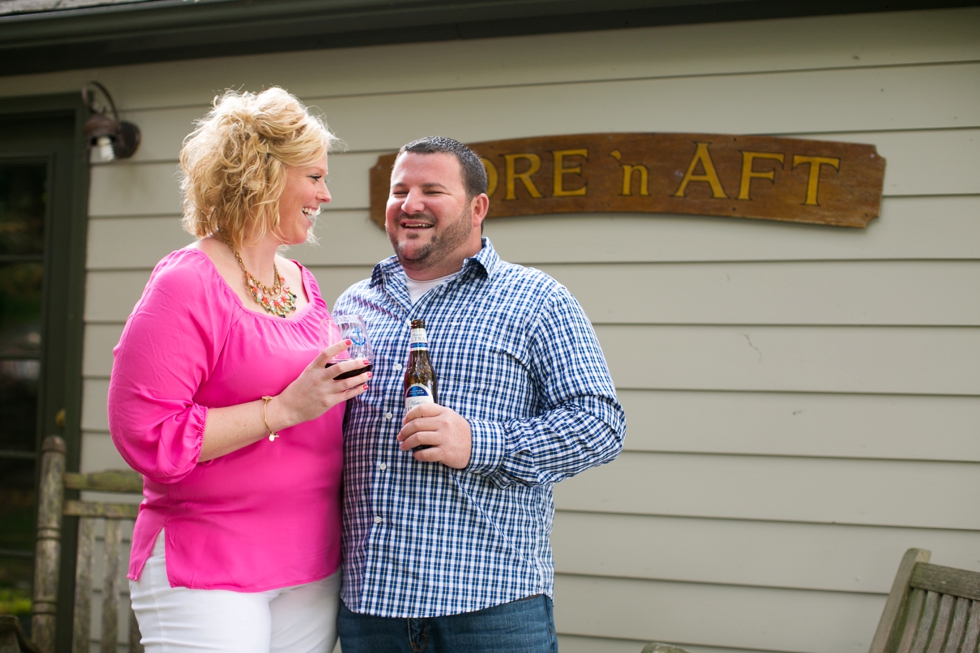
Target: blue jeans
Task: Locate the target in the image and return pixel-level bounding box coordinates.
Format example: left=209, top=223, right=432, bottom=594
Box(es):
left=337, top=595, right=558, bottom=653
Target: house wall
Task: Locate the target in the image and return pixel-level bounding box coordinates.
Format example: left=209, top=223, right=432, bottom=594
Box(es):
left=2, top=6, right=978, bottom=652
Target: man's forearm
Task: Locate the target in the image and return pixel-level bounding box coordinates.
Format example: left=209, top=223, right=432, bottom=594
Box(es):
left=465, top=394, right=626, bottom=488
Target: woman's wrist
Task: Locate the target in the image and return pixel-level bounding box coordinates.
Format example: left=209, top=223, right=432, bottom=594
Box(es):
left=262, top=394, right=296, bottom=438
left=260, top=396, right=280, bottom=441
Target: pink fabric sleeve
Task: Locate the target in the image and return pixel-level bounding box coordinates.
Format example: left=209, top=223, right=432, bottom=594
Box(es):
left=108, top=251, right=231, bottom=484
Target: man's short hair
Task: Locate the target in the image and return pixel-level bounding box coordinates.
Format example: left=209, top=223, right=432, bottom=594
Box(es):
left=398, top=136, right=488, bottom=199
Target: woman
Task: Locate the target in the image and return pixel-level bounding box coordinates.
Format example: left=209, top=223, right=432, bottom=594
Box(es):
left=108, top=87, right=369, bottom=653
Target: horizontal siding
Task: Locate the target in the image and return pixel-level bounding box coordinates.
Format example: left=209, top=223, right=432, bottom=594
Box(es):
left=81, top=323, right=980, bottom=393
left=552, top=512, right=980, bottom=592
left=89, top=162, right=182, bottom=218
left=553, top=574, right=882, bottom=653
left=81, top=379, right=110, bottom=432
left=82, top=381, right=980, bottom=462
left=86, top=216, right=195, bottom=270
left=85, top=271, right=149, bottom=323
left=86, top=196, right=980, bottom=270
left=83, top=260, right=980, bottom=326
left=539, top=261, right=980, bottom=326
left=557, top=636, right=745, bottom=653
left=600, top=325, right=980, bottom=394
left=619, top=390, right=980, bottom=461
left=95, top=64, right=980, bottom=163
left=80, top=431, right=127, bottom=473
left=307, top=266, right=379, bottom=312
left=558, top=636, right=790, bottom=653
left=83, top=324, right=122, bottom=378
left=554, top=452, right=980, bottom=529
left=2, top=8, right=978, bottom=110
left=82, top=381, right=980, bottom=463
left=258, top=64, right=980, bottom=146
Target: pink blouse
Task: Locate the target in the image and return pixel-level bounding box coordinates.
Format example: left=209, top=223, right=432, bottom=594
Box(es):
left=108, top=248, right=343, bottom=591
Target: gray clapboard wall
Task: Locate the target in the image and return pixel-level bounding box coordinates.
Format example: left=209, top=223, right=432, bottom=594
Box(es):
left=4, top=6, right=979, bottom=653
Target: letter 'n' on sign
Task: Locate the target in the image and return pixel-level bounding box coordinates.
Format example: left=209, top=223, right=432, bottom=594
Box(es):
left=368, top=133, right=885, bottom=228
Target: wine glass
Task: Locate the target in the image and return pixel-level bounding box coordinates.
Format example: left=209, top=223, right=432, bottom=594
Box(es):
left=321, top=315, right=374, bottom=379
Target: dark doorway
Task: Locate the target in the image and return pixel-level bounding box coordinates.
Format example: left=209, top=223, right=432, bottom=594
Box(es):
left=0, top=95, right=89, bottom=648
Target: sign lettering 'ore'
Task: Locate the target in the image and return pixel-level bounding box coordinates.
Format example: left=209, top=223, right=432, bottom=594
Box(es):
left=369, top=133, right=886, bottom=228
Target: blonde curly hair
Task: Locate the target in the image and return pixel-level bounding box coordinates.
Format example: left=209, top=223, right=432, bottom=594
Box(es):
left=179, top=87, right=337, bottom=250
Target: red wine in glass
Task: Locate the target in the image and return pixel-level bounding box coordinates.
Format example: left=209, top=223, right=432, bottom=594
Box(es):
left=322, top=315, right=374, bottom=381
left=325, top=361, right=373, bottom=380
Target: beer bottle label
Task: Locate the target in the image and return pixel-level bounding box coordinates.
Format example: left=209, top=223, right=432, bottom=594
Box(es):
left=410, top=328, right=428, bottom=350
left=405, top=383, right=435, bottom=412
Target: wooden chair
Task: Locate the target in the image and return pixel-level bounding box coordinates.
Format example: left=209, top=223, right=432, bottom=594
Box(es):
left=30, top=435, right=144, bottom=653
left=870, top=548, right=980, bottom=653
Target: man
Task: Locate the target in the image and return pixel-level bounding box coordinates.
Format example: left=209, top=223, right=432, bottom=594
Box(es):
left=333, top=136, right=626, bottom=652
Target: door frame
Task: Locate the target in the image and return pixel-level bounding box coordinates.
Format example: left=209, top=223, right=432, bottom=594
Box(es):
left=0, top=92, right=91, bottom=652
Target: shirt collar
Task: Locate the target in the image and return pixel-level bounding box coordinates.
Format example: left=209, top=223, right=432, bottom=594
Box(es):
left=370, top=237, right=500, bottom=289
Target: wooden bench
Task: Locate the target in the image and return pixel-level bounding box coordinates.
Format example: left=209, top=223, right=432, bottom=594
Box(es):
left=30, top=435, right=144, bottom=653
left=641, top=548, right=980, bottom=653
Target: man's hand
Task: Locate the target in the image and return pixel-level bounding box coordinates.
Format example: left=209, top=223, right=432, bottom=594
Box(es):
left=397, top=404, right=472, bottom=469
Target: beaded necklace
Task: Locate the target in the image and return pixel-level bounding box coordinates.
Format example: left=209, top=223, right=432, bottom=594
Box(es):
left=224, top=239, right=297, bottom=318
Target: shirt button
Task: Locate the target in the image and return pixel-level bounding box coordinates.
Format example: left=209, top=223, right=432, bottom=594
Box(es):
left=393, top=363, right=402, bottom=371
left=374, top=515, right=383, bottom=524
left=384, top=412, right=392, bottom=420
left=379, top=462, right=387, bottom=471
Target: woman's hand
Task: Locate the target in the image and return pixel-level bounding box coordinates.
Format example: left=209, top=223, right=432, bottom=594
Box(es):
left=197, top=340, right=370, bottom=462
left=270, top=340, right=371, bottom=428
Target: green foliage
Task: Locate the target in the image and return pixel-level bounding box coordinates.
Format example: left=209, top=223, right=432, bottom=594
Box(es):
left=0, top=587, right=31, bottom=615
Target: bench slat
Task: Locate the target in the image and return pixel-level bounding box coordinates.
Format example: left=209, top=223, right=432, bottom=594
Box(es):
left=64, top=471, right=143, bottom=493
left=101, top=520, right=121, bottom=653
left=64, top=500, right=140, bottom=519
left=927, top=594, right=955, bottom=653
left=961, top=601, right=980, bottom=653
left=910, top=591, right=940, bottom=653
left=898, top=589, right=927, bottom=653
left=72, top=519, right=94, bottom=653
left=912, top=564, right=980, bottom=602
left=941, top=597, right=969, bottom=653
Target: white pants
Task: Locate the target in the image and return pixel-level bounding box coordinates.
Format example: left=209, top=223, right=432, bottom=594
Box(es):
left=130, top=532, right=340, bottom=653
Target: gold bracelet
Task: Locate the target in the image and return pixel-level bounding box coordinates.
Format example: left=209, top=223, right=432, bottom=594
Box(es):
left=261, top=396, right=279, bottom=441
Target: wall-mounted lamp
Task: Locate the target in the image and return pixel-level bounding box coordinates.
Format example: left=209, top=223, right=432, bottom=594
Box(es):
left=82, top=82, right=141, bottom=163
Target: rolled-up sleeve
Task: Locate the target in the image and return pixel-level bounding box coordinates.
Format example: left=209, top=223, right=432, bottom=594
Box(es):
left=108, top=254, right=230, bottom=484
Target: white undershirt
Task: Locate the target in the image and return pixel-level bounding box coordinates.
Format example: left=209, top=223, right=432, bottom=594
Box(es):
left=404, top=271, right=460, bottom=304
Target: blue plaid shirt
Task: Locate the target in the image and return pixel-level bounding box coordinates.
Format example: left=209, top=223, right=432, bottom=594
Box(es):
left=334, top=238, right=626, bottom=618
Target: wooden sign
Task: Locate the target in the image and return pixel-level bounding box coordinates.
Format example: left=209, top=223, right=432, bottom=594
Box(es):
left=369, top=133, right=885, bottom=228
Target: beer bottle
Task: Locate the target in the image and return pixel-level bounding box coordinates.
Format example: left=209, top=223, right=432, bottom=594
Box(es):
left=404, top=319, right=438, bottom=414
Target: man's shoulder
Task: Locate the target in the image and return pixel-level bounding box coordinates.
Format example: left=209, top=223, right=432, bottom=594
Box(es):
left=485, top=258, right=593, bottom=328
left=490, top=258, right=564, bottom=295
